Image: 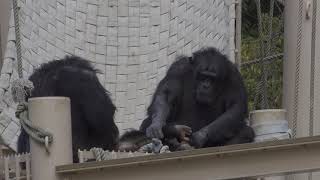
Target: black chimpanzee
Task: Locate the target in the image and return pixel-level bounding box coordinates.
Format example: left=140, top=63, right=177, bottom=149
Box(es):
left=17, top=56, right=119, bottom=162
left=140, top=47, right=254, bottom=150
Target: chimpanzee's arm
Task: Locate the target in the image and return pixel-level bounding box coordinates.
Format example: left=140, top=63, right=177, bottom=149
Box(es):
left=142, top=56, right=193, bottom=139
left=208, top=102, right=246, bottom=142
left=145, top=87, right=171, bottom=138
left=191, top=74, right=248, bottom=148
left=191, top=102, right=246, bottom=148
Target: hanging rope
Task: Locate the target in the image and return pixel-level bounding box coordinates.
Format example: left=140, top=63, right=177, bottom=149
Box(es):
left=307, top=6, right=317, bottom=179
left=292, top=0, right=304, bottom=139
left=11, top=79, right=53, bottom=152
left=11, top=0, right=53, bottom=152
left=309, top=0, right=317, bottom=138
left=12, top=0, right=23, bottom=78
left=266, top=0, right=275, bottom=58
left=253, top=0, right=275, bottom=110
left=254, top=0, right=266, bottom=110
left=241, top=54, right=283, bottom=68
left=15, top=102, right=53, bottom=152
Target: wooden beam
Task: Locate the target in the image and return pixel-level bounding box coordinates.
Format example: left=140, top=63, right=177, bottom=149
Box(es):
left=56, top=136, right=320, bottom=180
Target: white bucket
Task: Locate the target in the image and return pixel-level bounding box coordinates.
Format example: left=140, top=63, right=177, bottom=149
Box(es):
left=249, top=109, right=291, bottom=180
left=249, top=109, right=291, bottom=142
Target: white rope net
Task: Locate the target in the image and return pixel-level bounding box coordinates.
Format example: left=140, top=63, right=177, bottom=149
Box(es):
left=0, top=0, right=237, bottom=152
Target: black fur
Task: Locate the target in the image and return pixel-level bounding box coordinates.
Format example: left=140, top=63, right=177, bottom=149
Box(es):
left=17, top=56, right=119, bottom=162
left=140, top=47, right=254, bottom=150
left=117, top=129, right=152, bottom=152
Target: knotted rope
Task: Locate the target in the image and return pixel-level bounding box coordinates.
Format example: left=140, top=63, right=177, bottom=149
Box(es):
left=12, top=79, right=53, bottom=153
left=90, top=138, right=170, bottom=161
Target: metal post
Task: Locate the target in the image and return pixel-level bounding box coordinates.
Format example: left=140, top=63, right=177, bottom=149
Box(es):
left=0, top=24, right=2, bottom=69
left=235, top=0, right=242, bottom=69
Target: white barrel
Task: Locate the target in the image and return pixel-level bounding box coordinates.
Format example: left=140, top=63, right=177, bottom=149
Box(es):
left=28, top=97, right=72, bottom=180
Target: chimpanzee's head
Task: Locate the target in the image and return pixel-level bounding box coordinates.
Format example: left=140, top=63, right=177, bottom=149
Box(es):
left=191, top=48, right=229, bottom=105
left=117, top=129, right=152, bottom=152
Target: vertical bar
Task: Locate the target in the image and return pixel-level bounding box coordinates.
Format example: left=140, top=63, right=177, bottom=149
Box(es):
left=235, top=0, right=242, bottom=69
left=4, top=157, right=9, bottom=180
left=78, top=150, right=84, bottom=163
left=0, top=24, right=2, bottom=69
left=15, top=154, right=21, bottom=179
left=25, top=153, right=31, bottom=180
left=0, top=156, right=4, bottom=179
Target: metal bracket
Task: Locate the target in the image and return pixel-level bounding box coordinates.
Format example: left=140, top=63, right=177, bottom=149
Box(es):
left=305, top=0, right=312, bottom=20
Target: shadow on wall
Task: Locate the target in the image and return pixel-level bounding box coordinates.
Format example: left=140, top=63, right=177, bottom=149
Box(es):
left=0, top=0, right=11, bottom=69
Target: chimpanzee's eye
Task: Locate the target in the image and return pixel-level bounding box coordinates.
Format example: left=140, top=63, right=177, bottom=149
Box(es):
left=198, top=71, right=216, bottom=81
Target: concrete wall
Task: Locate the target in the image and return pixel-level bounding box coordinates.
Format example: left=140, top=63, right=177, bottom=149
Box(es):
left=283, top=0, right=320, bottom=140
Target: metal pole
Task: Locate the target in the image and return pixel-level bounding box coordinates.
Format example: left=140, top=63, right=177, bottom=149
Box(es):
left=235, top=0, right=242, bottom=69
left=0, top=24, right=2, bottom=69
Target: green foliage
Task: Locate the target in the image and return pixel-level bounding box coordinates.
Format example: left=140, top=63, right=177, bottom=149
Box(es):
left=242, top=0, right=284, bottom=38
left=241, top=1, right=284, bottom=111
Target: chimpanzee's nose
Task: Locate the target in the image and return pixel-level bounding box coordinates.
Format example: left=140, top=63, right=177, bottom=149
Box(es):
left=202, top=81, right=210, bottom=89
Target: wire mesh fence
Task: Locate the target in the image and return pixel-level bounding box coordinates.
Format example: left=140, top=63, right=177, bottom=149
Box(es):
left=240, top=0, right=284, bottom=111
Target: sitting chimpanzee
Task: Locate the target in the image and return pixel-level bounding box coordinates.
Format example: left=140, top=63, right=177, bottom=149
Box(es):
left=140, top=47, right=255, bottom=150
left=17, top=56, right=119, bottom=162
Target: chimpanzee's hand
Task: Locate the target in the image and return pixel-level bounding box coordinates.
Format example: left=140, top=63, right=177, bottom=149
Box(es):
left=146, top=122, right=165, bottom=139
left=191, top=130, right=208, bottom=148
left=173, top=125, right=192, bottom=142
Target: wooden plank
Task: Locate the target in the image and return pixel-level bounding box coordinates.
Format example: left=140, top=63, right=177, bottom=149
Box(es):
left=15, top=155, right=21, bottom=179
left=25, top=153, right=31, bottom=180
left=4, top=157, right=9, bottom=180
left=56, top=136, right=320, bottom=180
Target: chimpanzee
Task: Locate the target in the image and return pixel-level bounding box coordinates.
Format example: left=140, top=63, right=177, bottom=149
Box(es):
left=140, top=47, right=255, bottom=150
left=17, top=56, right=119, bottom=162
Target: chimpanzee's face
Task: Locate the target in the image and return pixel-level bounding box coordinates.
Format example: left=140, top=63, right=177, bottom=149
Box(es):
left=191, top=49, right=228, bottom=106
left=195, top=69, right=217, bottom=105
left=193, top=57, right=219, bottom=105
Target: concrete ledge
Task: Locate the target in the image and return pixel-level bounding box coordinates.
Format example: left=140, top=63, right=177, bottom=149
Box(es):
left=56, top=136, right=320, bottom=180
